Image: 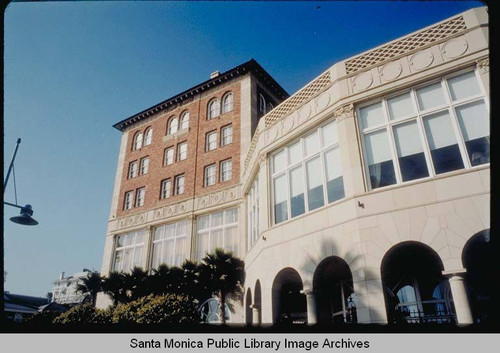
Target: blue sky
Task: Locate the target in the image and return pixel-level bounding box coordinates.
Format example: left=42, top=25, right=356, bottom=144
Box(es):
left=3, top=1, right=482, bottom=297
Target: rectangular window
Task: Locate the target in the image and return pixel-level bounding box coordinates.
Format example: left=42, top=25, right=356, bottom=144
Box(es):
left=271, top=120, right=344, bottom=224
left=140, top=157, right=149, bottom=175
left=358, top=70, right=489, bottom=190
left=129, top=161, right=138, bottom=179
left=206, top=131, right=217, bottom=151
left=113, top=229, right=146, bottom=273
left=151, top=219, right=189, bottom=268
left=161, top=179, right=171, bottom=199
left=197, top=208, right=238, bottom=261
left=123, top=191, right=134, bottom=210
left=164, top=147, right=174, bottom=166
left=135, top=187, right=145, bottom=207
left=174, top=174, right=185, bottom=195
left=221, top=125, right=233, bottom=146
left=204, top=164, right=216, bottom=186
left=177, top=142, right=187, bottom=161
left=247, top=176, right=259, bottom=249
left=220, top=159, right=232, bottom=182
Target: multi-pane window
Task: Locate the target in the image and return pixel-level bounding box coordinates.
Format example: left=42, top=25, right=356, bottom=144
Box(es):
left=221, top=125, right=233, bottom=146
left=129, top=161, right=138, bottom=179
left=197, top=208, right=238, bottom=261
left=358, top=70, right=489, bottom=190
left=161, top=179, right=171, bottom=199
left=174, top=174, right=185, bottom=195
left=208, top=99, right=220, bottom=120
left=123, top=191, right=134, bottom=210
left=133, top=132, right=143, bottom=151
left=204, top=164, right=216, bottom=187
left=271, top=120, right=344, bottom=224
left=144, top=128, right=153, bottom=146
left=140, top=157, right=149, bottom=175
left=206, top=131, right=217, bottom=151
left=135, top=188, right=145, bottom=207
left=180, top=111, right=190, bottom=130
left=177, top=142, right=187, bottom=161
left=222, top=92, right=233, bottom=114
left=247, top=176, right=259, bottom=249
left=168, top=117, right=179, bottom=135
left=112, top=229, right=146, bottom=273
left=220, top=159, right=232, bottom=182
left=164, top=147, right=174, bottom=166
left=151, top=220, right=189, bottom=268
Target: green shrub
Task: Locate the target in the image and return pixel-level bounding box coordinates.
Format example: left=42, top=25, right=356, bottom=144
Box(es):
left=53, top=303, right=111, bottom=324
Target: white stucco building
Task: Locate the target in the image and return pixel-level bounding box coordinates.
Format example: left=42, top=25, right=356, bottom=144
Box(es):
left=51, top=271, right=89, bottom=305
left=99, top=7, right=490, bottom=325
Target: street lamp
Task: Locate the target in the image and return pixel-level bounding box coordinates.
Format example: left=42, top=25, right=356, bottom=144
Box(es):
left=4, top=138, right=39, bottom=226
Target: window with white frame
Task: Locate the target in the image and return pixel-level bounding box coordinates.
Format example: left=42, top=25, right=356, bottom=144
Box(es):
left=151, top=219, right=189, bottom=268
left=358, top=70, right=489, bottom=190
left=168, top=117, right=179, bottom=135
left=196, top=208, right=238, bottom=261
left=133, top=132, right=143, bottom=151
left=221, top=125, right=233, bottom=146
left=271, top=120, right=344, bottom=224
left=247, top=175, right=259, bottom=249
left=160, top=178, right=171, bottom=199
left=123, top=191, right=134, bottom=210
left=129, top=161, right=138, bottom=179
left=177, top=142, right=187, bottom=161
left=164, top=147, right=174, bottom=166
left=220, top=159, right=232, bottom=182
left=140, top=157, right=149, bottom=175
left=174, top=174, right=185, bottom=195
left=180, top=111, right=190, bottom=130
left=208, top=99, right=220, bottom=119
left=222, top=92, right=233, bottom=114
left=144, top=128, right=153, bottom=146
left=204, top=164, right=216, bottom=187
left=135, top=187, right=145, bottom=207
left=206, top=131, right=217, bottom=151
left=112, top=229, right=146, bottom=273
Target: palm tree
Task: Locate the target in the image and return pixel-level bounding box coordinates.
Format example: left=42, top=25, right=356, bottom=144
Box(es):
left=101, top=272, right=129, bottom=305
left=200, top=248, right=245, bottom=324
left=76, top=271, right=103, bottom=306
left=125, top=267, right=149, bottom=301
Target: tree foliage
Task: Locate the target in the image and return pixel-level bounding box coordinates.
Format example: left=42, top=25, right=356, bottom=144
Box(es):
left=76, top=271, right=103, bottom=305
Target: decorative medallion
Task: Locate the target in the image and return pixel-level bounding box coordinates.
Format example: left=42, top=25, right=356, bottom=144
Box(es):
left=409, top=50, right=434, bottom=71
left=316, top=90, right=331, bottom=111
left=380, top=61, right=402, bottom=81
left=352, top=72, right=373, bottom=92
left=441, top=38, right=468, bottom=59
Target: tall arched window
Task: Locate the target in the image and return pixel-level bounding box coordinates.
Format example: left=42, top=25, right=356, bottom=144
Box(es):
left=168, top=116, right=179, bottom=135
left=208, top=99, right=220, bottom=120
left=133, top=132, right=143, bottom=151
left=144, top=127, right=153, bottom=146
left=180, top=111, right=190, bottom=130
left=222, top=92, right=233, bottom=114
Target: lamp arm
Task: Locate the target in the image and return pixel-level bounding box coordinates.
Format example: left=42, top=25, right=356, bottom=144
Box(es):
left=4, top=138, right=21, bottom=194
left=4, top=201, right=23, bottom=209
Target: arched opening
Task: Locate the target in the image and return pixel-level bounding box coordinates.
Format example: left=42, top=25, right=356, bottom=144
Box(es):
left=381, top=241, right=455, bottom=324
left=254, top=280, right=262, bottom=324
left=245, top=288, right=253, bottom=324
left=462, top=229, right=492, bottom=323
left=198, top=297, right=230, bottom=324
left=313, top=256, right=357, bottom=323
left=272, top=268, right=306, bottom=324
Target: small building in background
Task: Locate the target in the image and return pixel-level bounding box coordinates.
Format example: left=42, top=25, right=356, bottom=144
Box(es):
left=51, top=270, right=90, bottom=305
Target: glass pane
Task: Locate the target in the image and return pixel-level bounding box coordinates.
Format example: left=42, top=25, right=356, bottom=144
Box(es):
left=165, top=223, right=176, bottom=238
left=447, top=71, right=481, bottom=101
left=153, top=227, right=163, bottom=241
left=177, top=220, right=188, bottom=236
left=360, top=102, right=385, bottom=130
left=224, top=226, right=237, bottom=253
left=197, top=232, right=210, bottom=261
left=162, top=239, right=175, bottom=265
left=211, top=211, right=224, bottom=227
left=424, top=111, right=464, bottom=174
left=116, top=235, right=125, bottom=248
left=306, top=157, right=324, bottom=211
left=393, top=121, right=429, bottom=182
left=198, top=215, right=209, bottom=231
left=364, top=130, right=396, bottom=189
left=324, top=148, right=345, bottom=203
left=151, top=243, right=162, bottom=269
left=225, top=208, right=238, bottom=224
left=289, top=166, right=305, bottom=218
left=321, top=121, right=338, bottom=147
left=174, top=237, right=187, bottom=266
left=211, top=229, right=224, bottom=249
left=416, top=82, right=446, bottom=111
left=132, top=246, right=143, bottom=268
left=288, top=141, right=302, bottom=166
left=304, top=131, right=320, bottom=156
left=387, top=92, right=415, bottom=120
left=273, top=150, right=286, bottom=173
left=455, top=100, right=490, bottom=166
left=113, top=250, right=123, bottom=271
left=274, top=174, right=288, bottom=224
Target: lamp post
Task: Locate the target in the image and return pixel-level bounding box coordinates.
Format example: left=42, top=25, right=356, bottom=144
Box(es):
left=4, top=138, right=39, bottom=226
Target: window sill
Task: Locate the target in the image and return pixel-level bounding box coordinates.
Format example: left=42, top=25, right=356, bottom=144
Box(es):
left=163, top=128, right=189, bottom=142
